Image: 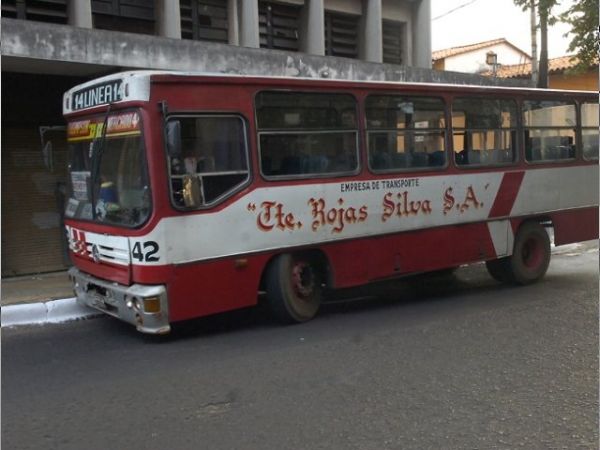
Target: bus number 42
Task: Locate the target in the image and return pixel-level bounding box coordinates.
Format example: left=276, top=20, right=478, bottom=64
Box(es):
left=131, top=241, right=160, bottom=262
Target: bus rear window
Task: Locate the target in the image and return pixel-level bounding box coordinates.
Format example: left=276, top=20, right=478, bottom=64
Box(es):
left=256, top=92, right=358, bottom=178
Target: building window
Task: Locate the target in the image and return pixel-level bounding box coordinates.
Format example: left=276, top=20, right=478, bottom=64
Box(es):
left=181, top=0, right=228, bottom=43
left=324, top=11, right=359, bottom=59
left=259, top=1, right=300, bottom=51
left=382, top=20, right=405, bottom=65
left=92, top=0, right=155, bottom=35
left=1, top=0, right=67, bottom=24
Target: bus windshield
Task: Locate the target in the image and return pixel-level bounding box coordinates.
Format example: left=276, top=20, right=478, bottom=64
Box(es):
left=65, top=111, right=151, bottom=227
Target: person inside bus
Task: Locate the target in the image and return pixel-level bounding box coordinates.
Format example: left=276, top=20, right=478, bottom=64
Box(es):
left=171, top=141, right=199, bottom=175
left=95, top=175, right=120, bottom=219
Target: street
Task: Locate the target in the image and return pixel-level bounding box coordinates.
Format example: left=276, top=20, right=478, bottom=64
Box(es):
left=2, top=243, right=598, bottom=450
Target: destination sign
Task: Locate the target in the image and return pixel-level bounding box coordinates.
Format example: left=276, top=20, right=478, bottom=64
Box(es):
left=72, top=79, right=123, bottom=111
left=67, top=112, right=141, bottom=142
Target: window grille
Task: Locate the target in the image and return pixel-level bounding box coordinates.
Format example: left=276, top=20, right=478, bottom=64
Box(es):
left=1, top=0, right=67, bottom=24
left=382, top=20, right=404, bottom=65
left=259, top=1, right=300, bottom=51
left=324, top=11, right=359, bottom=59
left=181, top=0, right=228, bottom=43
left=91, top=0, right=155, bottom=34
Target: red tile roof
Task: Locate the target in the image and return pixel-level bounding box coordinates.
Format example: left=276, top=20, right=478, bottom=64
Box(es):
left=482, top=55, right=598, bottom=78
left=432, top=38, right=530, bottom=61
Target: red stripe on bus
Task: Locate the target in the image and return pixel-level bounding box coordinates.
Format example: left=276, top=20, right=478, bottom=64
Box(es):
left=488, top=171, right=525, bottom=218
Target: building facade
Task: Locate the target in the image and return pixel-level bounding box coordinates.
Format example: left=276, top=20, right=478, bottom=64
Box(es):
left=432, top=38, right=531, bottom=75
left=1, top=0, right=521, bottom=277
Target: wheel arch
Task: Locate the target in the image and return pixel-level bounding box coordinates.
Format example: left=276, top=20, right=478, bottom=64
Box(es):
left=512, top=215, right=554, bottom=237
left=259, top=247, right=332, bottom=291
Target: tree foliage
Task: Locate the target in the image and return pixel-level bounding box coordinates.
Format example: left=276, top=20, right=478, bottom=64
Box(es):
left=515, top=0, right=599, bottom=71
left=513, top=0, right=559, bottom=23
left=559, top=0, right=599, bottom=69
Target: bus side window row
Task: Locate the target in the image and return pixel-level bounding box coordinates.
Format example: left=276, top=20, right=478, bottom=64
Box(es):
left=455, top=148, right=515, bottom=166
left=524, top=133, right=576, bottom=162
left=370, top=149, right=446, bottom=170
left=260, top=132, right=358, bottom=177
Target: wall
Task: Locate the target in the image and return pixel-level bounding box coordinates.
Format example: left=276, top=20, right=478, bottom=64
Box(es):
left=1, top=73, right=86, bottom=276
left=444, top=44, right=530, bottom=74
left=324, top=0, right=362, bottom=15
left=1, top=19, right=525, bottom=86
left=549, top=70, right=599, bottom=91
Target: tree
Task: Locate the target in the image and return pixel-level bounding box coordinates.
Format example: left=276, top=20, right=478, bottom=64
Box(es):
left=559, top=0, right=600, bottom=70
left=516, top=0, right=599, bottom=84
left=514, top=0, right=559, bottom=88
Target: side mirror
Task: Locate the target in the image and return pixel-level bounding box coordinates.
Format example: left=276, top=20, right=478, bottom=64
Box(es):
left=39, top=125, right=65, bottom=172
left=166, top=120, right=182, bottom=158
left=42, top=141, right=54, bottom=172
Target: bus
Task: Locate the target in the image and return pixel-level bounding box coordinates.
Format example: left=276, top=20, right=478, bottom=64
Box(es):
left=62, top=71, right=599, bottom=334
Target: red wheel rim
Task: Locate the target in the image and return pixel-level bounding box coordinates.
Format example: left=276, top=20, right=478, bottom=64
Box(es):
left=521, top=235, right=544, bottom=269
left=292, top=262, right=316, bottom=299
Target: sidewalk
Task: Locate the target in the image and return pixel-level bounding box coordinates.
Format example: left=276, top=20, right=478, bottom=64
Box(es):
left=1, top=270, right=100, bottom=327
left=1, top=270, right=74, bottom=306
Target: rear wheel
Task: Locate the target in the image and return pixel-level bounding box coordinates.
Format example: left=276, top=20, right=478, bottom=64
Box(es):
left=486, top=221, right=551, bottom=285
left=265, top=253, right=322, bottom=323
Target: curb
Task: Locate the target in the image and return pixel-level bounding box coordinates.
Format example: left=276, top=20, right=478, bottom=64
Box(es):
left=1, top=298, right=101, bottom=329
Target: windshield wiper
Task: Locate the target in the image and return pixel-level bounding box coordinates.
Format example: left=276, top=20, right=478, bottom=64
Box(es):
left=90, top=105, right=112, bottom=220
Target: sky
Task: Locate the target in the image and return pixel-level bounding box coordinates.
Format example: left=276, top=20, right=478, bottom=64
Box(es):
left=431, top=0, right=575, bottom=58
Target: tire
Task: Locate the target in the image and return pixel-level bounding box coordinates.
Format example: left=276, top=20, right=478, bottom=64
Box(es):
left=486, top=222, right=551, bottom=285
left=265, top=253, right=322, bottom=323
left=510, top=222, right=551, bottom=284
left=485, top=257, right=513, bottom=283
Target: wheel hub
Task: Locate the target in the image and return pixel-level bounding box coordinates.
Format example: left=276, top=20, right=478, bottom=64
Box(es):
left=292, top=262, right=316, bottom=298
left=522, top=236, right=543, bottom=269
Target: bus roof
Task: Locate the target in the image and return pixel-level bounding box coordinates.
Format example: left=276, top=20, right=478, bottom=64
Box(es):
left=63, top=70, right=596, bottom=115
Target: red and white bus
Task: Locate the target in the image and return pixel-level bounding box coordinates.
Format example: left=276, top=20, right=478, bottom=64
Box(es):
left=63, top=71, right=598, bottom=334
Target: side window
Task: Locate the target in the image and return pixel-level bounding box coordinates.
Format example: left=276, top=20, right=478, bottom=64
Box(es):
left=581, top=102, right=599, bottom=161
left=256, top=92, right=358, bottom=178
left=168, top=116, right=249, bottom=208
left=523, top=100, right=576, bottom=162
left=366, top=95, right=446, bottom=171
left=452, top=97, right=517, bottom=167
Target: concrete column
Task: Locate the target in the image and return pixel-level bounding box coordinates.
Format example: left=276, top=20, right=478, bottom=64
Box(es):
left=412, top=0, right=431, bottom=68
left=156, top=0, right=181, bottom=39
left=404, top=20, right=413, bottom=66
left=361, top=0, right=382, bottom=63
left=299, top=0, right=325, bottom=55
left=228, top=0, right=239, bottom=45
left=238, top=0, right=260, bottom=48
left=68, top=0, right=92, bottom=28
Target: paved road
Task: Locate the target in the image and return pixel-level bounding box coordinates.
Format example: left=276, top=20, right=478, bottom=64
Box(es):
left=2, top=244, right=598, bottom=450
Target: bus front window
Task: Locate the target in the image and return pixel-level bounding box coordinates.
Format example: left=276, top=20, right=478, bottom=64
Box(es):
left=65, top=111, right=151, bottom=227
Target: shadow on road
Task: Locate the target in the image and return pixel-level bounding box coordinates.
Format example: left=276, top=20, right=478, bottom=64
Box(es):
left=154, top=264, right=517, bottom=343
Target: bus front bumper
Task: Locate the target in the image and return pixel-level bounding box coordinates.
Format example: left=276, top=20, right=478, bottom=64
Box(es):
left=69, top=267, right=170, bottom=334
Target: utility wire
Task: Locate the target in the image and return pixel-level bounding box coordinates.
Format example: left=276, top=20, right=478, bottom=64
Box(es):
left=432, top=0, right=480, bottom=21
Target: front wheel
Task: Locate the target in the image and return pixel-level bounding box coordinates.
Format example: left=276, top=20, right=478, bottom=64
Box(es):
left=486, top=222, right=551, bottom=285
left=265, top=253, right=322, bottom=323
